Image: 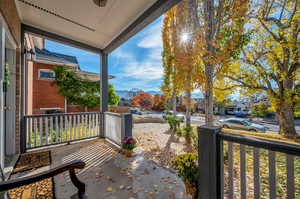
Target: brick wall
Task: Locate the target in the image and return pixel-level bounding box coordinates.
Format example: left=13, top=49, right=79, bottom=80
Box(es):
left=67, top=105, right=100, bottom=113
left=0, top=0, right=21, bottom=153
left=32, top=62, right=66, bottom=114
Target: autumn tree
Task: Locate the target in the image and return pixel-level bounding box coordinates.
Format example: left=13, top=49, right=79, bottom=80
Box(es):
left=190, top=0, right=250, bottom=125
left=162, top=8, right=180, bottom=115
left=225, top=0, right=299, bottom=137
left=162, top=0, right=203, bottom=129
left=162, top=0, right=250, bottom=127
left=152, top=94, right=166, bottom=111
left=132, top=92, right=153, bottom=110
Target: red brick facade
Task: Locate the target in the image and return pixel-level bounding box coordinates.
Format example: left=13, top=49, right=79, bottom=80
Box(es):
left=31, top=62, right=100, bottom=114
left=32, top=62, right=66, bottom=114
left=0, top=0, right=21, bottom=154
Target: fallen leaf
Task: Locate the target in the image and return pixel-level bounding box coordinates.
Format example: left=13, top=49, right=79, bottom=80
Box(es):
left=106, top=187, right=113, bottom=192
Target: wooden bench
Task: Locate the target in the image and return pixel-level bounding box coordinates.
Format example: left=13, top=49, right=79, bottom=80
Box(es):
left=0, top=160, right=86, bottom=199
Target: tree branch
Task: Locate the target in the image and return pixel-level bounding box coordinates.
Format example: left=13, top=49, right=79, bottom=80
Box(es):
left=214, top=0, right=224, bottom=37
left=279, top=0, right=287, bottom=20
left=259, top=19, right=280, bottom=42
left=214, top=84, right=240, bottom=91
left=224, top=75, right=268, bottom=90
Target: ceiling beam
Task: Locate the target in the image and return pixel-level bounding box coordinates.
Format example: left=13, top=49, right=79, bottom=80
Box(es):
left=103, top=0, right=182, bottom=53
left=22, top=24, right=102, bottom=54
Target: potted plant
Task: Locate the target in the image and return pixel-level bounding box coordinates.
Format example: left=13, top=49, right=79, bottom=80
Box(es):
left=173, top=153, right=198, bottom=198
left=122, top=136, right=137, bottom=157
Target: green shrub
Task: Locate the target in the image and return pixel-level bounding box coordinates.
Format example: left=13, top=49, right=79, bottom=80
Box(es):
left=176, top=127, right=184, bottom=136
left=183, top=126, right=193, bottom=140
left=166, top=115, right=182, bottom=131
left=173, top=153, right=199, bottom=187
left=294, top=111, right=300, bottom=118
left=191, top=131, right=198, bottom=150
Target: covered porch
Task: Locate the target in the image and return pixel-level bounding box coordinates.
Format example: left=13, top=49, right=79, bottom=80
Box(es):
left=10, top=138, right=189, bottom=199
left=0, top=0, right=299, bottom=199
left=0, top=0, right=188, bottom=198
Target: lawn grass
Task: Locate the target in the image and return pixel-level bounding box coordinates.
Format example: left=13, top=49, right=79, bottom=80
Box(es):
left=222, top=142, right=300, bottom=198
left=222, top=128, right=300, bottom=145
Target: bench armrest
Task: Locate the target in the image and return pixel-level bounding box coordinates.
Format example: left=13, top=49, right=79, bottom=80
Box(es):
left=0, top=160, right=86, bottom=198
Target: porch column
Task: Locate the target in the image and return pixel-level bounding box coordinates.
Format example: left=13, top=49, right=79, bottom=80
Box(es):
left=0, top=24, right=5, bottom=167
left=198, top=126, right=222, bottom=199
left=100, top=52, right=108, bottom=137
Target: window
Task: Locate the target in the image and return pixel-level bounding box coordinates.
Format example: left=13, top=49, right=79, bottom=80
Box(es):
left=227, top=120, right=242, bottom=125
left=39, top=69, right=55, bottom=79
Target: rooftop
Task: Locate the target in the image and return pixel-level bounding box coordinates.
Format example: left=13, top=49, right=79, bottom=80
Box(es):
left=35, top=47, right=79, bottom=66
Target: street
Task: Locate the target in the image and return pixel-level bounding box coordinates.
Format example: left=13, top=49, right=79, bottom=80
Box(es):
left=145, top=112, right=300, bottom=134
left=190, top=115, right=300, bottom=134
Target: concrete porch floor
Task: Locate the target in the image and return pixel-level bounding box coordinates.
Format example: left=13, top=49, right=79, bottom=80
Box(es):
left=29, top=139, right=190, bottom=199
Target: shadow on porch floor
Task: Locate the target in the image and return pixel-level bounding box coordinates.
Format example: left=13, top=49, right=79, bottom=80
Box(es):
left=24, top=139, right=190, bottom=199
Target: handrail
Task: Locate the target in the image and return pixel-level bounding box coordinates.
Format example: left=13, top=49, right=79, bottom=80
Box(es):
left=0, top=160, right=86, bottom=199
left=218, top=131, right=300, bottom=156
left=24, top=112, right=101, bottom=118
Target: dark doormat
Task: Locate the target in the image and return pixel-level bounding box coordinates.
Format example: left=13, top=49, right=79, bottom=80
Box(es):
left=8, top=151, right=55, bottom=199
left=13, top=151, right=51, bottom=173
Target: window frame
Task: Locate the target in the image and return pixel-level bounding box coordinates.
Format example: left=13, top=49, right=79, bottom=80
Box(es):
left=38, top=69, right=56, bottom=80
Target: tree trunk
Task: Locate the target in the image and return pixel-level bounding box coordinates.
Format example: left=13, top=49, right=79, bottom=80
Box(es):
left=185, top=89, right=191, bottom=128
left=276, top=102, right=297, bottom=138
left=204, top=62, right=214, bottom=126
left=172, top=89, right=177, bottom=116
left=203, top=0, right=215, bottom=126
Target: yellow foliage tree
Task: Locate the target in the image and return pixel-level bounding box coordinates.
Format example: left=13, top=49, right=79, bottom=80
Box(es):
left=225, top=0, right=299, bottom=137
left=192, top=0, right=250, bottom=125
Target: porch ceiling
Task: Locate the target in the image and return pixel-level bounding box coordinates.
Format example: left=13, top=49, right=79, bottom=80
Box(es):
left=16, top=0, right=163, bottom=52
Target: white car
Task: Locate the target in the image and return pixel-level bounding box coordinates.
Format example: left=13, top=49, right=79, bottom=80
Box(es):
left=219, top=118, right=267, bottom=132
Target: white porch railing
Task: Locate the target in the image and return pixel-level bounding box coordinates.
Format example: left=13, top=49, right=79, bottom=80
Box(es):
left=104, top=112, right=132, bottom=146
left=22, top=112, right=102, bottom=151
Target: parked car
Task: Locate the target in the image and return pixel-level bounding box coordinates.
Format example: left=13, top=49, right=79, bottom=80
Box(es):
left=130, top=108, right=143, bottom=115
left=234, top=109, right=249, bottom=118
left=162, top=111, right=185, bottom=122
left=219, top=118, right=267, bottom=132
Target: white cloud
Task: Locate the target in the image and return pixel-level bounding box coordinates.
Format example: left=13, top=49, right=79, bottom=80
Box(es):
left=111, top=20, right=164, bottom=90
left=122, top=61, right=163, bottom=80
left=112, top=48, right=163, bottom=81
left=137, top=22, right=162, bottom=49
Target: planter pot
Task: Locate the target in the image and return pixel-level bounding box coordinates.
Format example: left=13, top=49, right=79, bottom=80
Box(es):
left=184, top=180, right=197, bottom=199
left=123, top=149, right=133, bottom=157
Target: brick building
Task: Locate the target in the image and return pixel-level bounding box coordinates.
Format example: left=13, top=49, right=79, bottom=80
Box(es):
left=25, top=36, right=106, bottom=115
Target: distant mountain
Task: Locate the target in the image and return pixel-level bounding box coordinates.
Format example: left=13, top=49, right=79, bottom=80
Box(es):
left=116, top=90, right=203, bottom=99
left=147, top=90, right=163, bottom=95
left=116, top=90, right=162, bottom=99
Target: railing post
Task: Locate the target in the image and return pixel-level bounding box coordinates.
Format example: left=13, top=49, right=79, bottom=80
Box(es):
left=100, top=51, right=108, bottom=138
left=101, top=112, right=105, bottom=138
left=122, top=113, right=132, bottom=138
left=198, top=125, right=222, bottom=199
left=20, top=117, right=27, bottom=153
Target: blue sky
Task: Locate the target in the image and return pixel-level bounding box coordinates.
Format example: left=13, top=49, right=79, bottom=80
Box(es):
left=45, top=17, right=164, bottom=92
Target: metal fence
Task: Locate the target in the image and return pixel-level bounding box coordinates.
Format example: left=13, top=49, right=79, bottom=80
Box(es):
left=22, top=112, right=102, bottom=151
left=198, top=126, right=300, bottom=199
